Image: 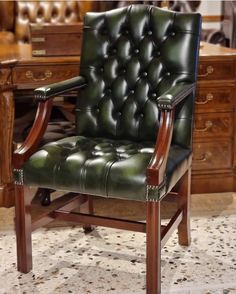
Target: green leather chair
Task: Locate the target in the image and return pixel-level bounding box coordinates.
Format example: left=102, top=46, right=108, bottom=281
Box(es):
left=13, top=5, right=201, bottom=293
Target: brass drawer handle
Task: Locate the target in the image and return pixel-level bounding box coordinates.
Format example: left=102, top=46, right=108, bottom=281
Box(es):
left=194, top=151, right=212, bottom=162
left=198, top=65, right=214, bottom=77
left=195, top=93, right=214, bottom=105
left=25, top=70, right=52, bottom=82
left=195, top=120, right=213, bottom=132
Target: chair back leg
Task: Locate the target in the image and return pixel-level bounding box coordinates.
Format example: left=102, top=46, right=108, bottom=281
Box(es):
left=83, top=195, right=94, bottom=233
left=15, top=184, right=32, bottom=273
left=146, top=201, right=161, bottom=294
left=177, top=168, right=191, bottom=246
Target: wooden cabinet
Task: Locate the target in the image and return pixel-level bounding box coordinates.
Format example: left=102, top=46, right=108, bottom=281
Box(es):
left=0, top=43, right=80, bottom=207
left=191, top=42, right=236, bottom=193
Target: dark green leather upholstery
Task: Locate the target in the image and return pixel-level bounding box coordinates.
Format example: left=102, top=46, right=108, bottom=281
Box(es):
left=23, top=136, right=191, bottom=201
left=19, top=5, right=201, bottom=201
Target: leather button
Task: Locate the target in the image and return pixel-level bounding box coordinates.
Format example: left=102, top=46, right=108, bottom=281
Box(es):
left=134, top=48, right=139, bottom=54
left=147, top=30, right=152, bottom=36
left=96, top=108, right=100, bottom=113
left=117, top=111, right=122, bottom=116
left=100, top=67, right=104, bottom=72
left=166, top=72, right=170, bottom=76
left=122, top=68, right=126, bottom=74
left=106, top=88, right=112, bottom=95
left=140, top=113, right=144, bottom=118
left=112, top=48, right=117, bottom=54
left=156, top=51, right=161, bottom=56
left=125, top=29, right=129, bottom=35
left=151, top=93, right=157, bottom=98
left=171, top=32, right=176, bottom=36
left=130, top=90, right=135, bottom=95
left=142, top=72, right=148, bottom=77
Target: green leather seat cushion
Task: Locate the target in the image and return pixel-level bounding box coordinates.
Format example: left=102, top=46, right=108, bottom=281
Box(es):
left=22, top=136, right=191, bottom=201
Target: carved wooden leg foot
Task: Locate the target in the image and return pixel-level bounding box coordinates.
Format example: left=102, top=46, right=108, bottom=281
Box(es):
left=83, top=196, right=94, bottom=234
left=36, top=188, right=52, bottom=206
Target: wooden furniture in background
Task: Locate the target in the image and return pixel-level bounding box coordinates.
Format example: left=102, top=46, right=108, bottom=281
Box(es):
left=0, top=43, right=80, bottom=207
left=0, top=1, right=96, bottom=44
left=30, top=23, right=83, bottom=57
left=192, top=42, right=236, bottom=193
left=1, top=42, right=236, bottom=207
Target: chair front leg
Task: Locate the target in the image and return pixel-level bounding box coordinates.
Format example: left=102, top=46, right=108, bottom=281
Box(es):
left=15, top=184, right=32, bottom=273
left=146, top=201, right=161, bottom=294
left=177, top=168, right=191, bottom=246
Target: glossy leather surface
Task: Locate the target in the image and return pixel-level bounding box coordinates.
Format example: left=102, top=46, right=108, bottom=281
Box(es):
left=23, top=136, right=191, bottom=201
left=78, top=5, right=200, bottom=146
left=21, top=5, right=201, bottom=201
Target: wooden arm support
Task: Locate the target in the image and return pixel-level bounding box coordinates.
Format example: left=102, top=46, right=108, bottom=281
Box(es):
left=147, top=110, right=174, bottom=186
left=13, top=100, right=53, bottom=169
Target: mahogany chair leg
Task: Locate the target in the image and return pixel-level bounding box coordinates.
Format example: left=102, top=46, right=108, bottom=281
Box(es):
left=15, top=184, right=32, bottom=273
left=177, top=168, right=191, bottom=246
left=83, top=195, right=94, bottom=234
left=146, top=201, right=161, bottom=294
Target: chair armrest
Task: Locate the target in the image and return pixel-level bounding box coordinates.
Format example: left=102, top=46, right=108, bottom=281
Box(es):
left=34, top=76, right=87, bottom=102
left=147, top=83, right=194, bottom=186
left=157, top=83, right=195, bottom=110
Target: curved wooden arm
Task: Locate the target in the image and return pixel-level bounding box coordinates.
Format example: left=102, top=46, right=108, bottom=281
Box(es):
left=147, top=110, right=174, bottom=186
left=13, top=99, right=53, bottom=169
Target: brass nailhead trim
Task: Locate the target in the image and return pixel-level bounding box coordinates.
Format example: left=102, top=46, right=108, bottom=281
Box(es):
left=14, top=169, right=24, bottom=185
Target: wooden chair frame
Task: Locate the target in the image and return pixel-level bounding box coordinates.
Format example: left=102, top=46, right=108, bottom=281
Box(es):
left=13, top=94, right=192, bottom=294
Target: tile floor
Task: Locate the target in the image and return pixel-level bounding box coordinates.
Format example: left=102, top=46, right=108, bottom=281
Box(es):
left=1, top=214, right=236, bottom=293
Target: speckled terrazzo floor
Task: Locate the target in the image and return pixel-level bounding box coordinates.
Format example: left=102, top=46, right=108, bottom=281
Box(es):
left=1, top=214, right=236, bottom=294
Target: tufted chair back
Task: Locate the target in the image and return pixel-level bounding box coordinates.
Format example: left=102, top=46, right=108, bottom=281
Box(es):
left=0, top=1, right=96, bottom=44
left=77, top=5, right=200, bottom=148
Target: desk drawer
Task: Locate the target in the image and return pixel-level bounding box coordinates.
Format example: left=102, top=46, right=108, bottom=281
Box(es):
left=12, top=65, right=79, bottom=89
left=192, top=141, right=232, bottom=171
left=195, top=85, right=234, bottom=112
left=198, top=61, right=235, bottom=81
left=193, top=112, right=233, bottom=139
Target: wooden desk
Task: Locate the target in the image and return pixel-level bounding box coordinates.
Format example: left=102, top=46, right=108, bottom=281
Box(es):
left=1, top=42, right=236, bottom=207
left=192, top=42, right=236, bottom=193
left=0, top=44, right=80, bottom=207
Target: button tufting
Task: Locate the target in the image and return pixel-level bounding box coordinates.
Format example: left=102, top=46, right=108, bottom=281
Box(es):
left=117, top=111, right=122, bottom=116
left=130, top=90, right=135, bottom=95
left=156, top=51, right=161, bottom=56
left=147, top=30, right=152, bottom=36
left=171, top=32, right=176, bottom=36
left=134, top=48, right=139, bottom=54
left=142, top=72, right=148, bottom=77
left=140, top=113, right=144, bottom=118
left=151, top=93, right=157, bottom=98
left=121, top=68, right=126, bottom=74
left=125, top=29, right=129, bottom=35
left=112, top=48, right=117, bottom=54
left=100, top=67, right=104, bottom=72
left=166, top=72, right=170, bottom=76
left=106, top=88, right=112, bottom=95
